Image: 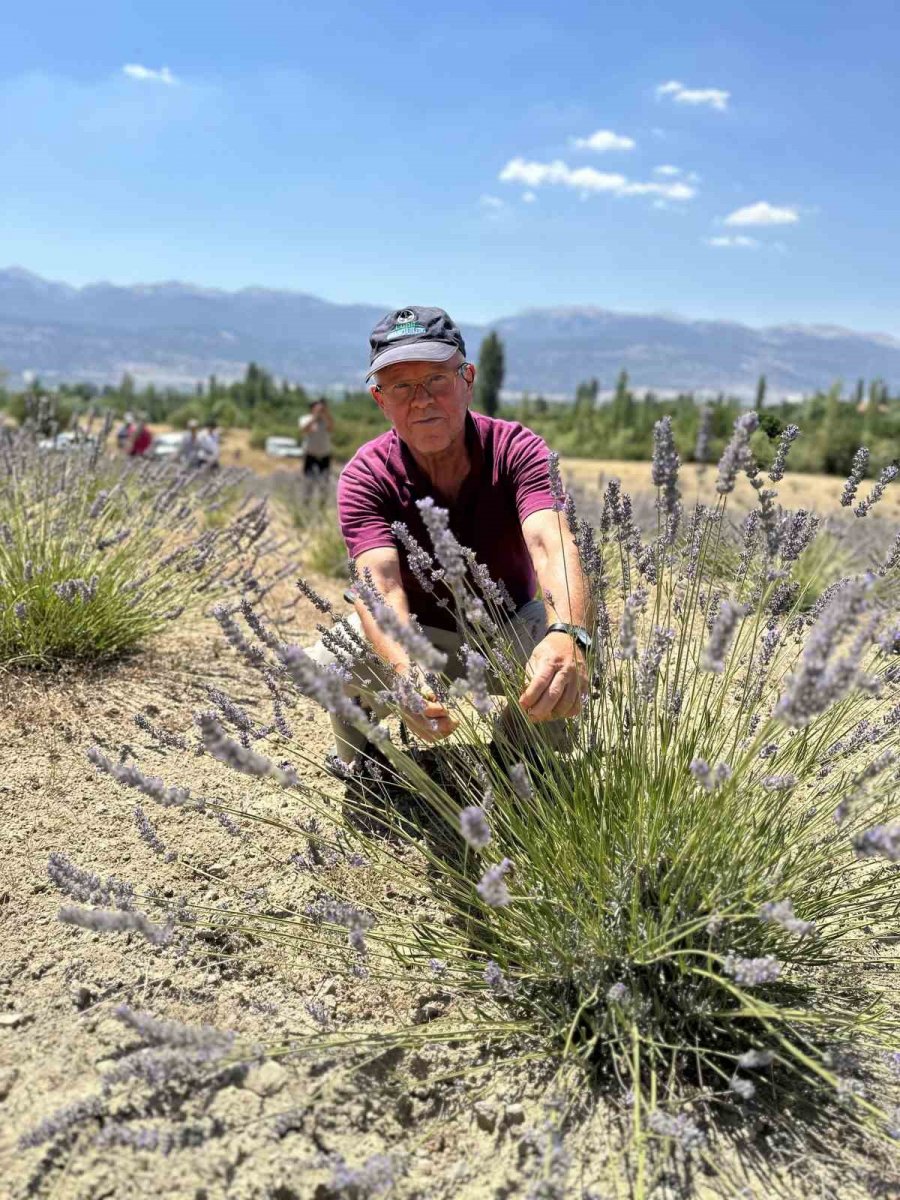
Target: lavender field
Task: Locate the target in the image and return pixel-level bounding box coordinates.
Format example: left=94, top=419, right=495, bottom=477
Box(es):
left=1, top=415, right=898, bottom=1200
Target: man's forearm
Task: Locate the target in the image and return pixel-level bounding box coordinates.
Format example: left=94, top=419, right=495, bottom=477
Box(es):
left=531, top=521, right=592, bottom=630
left=354, top=591, right=413, bottom=675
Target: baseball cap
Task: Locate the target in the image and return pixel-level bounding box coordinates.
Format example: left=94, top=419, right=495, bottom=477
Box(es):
left=367, top=306, right=466, bottom=378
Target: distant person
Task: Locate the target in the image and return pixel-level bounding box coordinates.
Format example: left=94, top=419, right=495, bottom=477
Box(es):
left=179, top=419, right=203, bottom=468
left=116, top=411, right=135, bottom=451
left=299, top=398, right=334, bottom=477
left=197, top=418, right=220, bottom=470
left=126, top=414, right=153, bottom=457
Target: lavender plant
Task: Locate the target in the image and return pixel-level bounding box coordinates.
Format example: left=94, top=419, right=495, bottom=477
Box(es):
left=0, top=420, right=274, bottom=664
left=67, top=415, right=900, bottom=1185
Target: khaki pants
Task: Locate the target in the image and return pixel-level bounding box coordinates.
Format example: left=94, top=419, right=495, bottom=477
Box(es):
left=307, top=599, right=554, bottom=763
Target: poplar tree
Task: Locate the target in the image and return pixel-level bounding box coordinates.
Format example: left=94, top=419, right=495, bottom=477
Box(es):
left=475, top=332, right=505, bottom=417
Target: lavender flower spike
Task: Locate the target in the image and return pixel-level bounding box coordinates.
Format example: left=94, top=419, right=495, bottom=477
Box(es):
left=840, top=447, right=869, bottom=507
left=459, top=805, right=492, bottom=850
left=768, top=424, right=800, bottom=482
left=853, top=825, right=900, bottom=862
left=59, top=904, right=173, bottom=945
left=700, top=599, right=748, bottom=673
left=758, top=898, right=815, bottom=937
left=723, top=953, right=782, bottom=986
left=476, top=858, right=513, bottom=908
left=854, top=463, right=899, bottom=518
left=417, top=497, right=467, bottom=584
left=716, top=412, right=758, bottom=494
left=651, top=415, right=681, bottom=518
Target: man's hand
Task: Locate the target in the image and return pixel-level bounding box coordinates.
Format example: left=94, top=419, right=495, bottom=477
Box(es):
left=519, top=632, right=588, bottom=722
left=395, top=672, right=458, bottom=743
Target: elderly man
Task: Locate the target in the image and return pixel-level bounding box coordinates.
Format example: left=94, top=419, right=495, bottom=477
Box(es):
left=311, top=305, right=591, bottom=766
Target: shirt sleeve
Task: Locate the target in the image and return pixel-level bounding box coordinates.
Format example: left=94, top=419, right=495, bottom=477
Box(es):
left=502, top=423, right=558, bottom=522
left=337, top=458, right=397, bottom=560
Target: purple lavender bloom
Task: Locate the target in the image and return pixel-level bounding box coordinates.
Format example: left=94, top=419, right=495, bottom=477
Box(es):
left=476, top=858, right=513, bottom=908
left=775, top=578, right=876, bottom=727
left=840, top=447, right=870, bottom=507
left=18, top=1095, right=103, bottom=1149
left=723, top=953, right=782, bottom=986
left=636, top=626, right=675, bottom=701
left=392, top=521, right=437, bottom=592
left=758, top=898, right=814, bottom=937
left=484, top=959, right=506, bottom=992
left=417, top=497, right=467, bottom=584
left=198, top=714, right=294, bottom=784
left=306, top=898, right=374, bottom=952
left=647, top=1110, right=705, bottom=1150
left=651, top=415, right=681, bottom=520
left=761, top=773, right=797, bottom=792
left=728, top=1076, right=756, bottom=1101
left=607, top=982, right=629, bottom=1003
left=617, top=587, right=648, bottom=660
left=47, top=852, right=135, bottom=910
left=428, top=958, right=448, bottom=976
left=854, top=462, right=899, bottom=517
left=737, top=1049, right=774, bottom=1069
left=700, top=599, right=747, bottom=673
left=694, top=406, right=713, bottom=466
left=460, top=806, right=492, bottom=850
left=134, top=806, right=174, bottom=860
left=853, top=824, right=900, bottom=862
left=547, top=450, right=566, bottom=512
left=13, top=601, right=26, bottom=621
left=716, top=412, right=759, bottom=494
left=508, top=763, right=533, bottom=801
left=768, top=424, right=800, bottom=482
left=114, top=1004, right=234, bottom=1051
left=59, top=904, right=173, bottom=945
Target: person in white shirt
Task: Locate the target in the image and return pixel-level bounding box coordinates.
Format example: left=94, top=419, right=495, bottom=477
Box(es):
left=298, top=399, right=334, bottom=477
left=197, top=419, right=220, bottom=470
left=179, top=419, right=203, bottom=467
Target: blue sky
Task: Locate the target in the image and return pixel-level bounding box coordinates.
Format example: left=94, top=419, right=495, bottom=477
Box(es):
left=2, top=0, right=899, bottom=333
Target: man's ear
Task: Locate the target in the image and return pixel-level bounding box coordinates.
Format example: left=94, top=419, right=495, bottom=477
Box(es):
left=370, top=385, right=387, bottom=415
left=463, top=363, right=476, bottom=388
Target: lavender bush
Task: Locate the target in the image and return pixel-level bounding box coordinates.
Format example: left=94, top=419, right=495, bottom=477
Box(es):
left=72, top=415, right=899, bottom=1178
left=0, top=419, right=275, bottom=664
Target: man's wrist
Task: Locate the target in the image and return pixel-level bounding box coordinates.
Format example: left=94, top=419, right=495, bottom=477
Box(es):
left=544, top=622, right=592, bottom=652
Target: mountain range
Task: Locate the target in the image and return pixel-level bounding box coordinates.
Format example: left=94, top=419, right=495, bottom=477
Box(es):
left=2, top=266, right=899, bottom=399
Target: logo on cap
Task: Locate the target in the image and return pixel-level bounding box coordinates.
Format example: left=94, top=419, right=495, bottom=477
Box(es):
left=386, top=311, right=427, bottom=341
left=396, top=309, right=417, bottom=322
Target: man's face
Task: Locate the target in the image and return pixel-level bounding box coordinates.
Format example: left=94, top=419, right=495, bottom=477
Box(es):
left=370, top=357, right=475, bottom=456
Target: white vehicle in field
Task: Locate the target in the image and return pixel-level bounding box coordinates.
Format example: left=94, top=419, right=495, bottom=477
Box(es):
left=150, top=432, right=185, bottom=460
left=264, top=436, right=304, bottom=459
left=37, top=430, right=98, bottom=453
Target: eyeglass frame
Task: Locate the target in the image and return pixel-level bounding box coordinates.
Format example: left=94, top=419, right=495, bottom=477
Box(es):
left=371, top=362, right=471, bottom=404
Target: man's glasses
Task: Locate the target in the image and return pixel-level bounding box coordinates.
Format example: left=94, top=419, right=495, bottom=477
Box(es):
left=374, top=363, right=469, bottom=406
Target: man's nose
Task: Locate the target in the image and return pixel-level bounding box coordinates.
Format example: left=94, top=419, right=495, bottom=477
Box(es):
left=409, top=383, right=432, bottom=405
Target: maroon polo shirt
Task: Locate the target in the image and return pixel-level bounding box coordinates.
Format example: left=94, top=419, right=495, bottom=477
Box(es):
left=337, top=411, right=556, bottom=630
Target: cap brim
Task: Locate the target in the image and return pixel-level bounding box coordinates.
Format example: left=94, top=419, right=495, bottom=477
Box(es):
left=367, top=341, right=458, bottom=379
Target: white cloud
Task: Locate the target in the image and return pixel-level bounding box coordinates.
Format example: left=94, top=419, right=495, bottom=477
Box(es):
left=522, top=191, right=537, bottom=203
left=724, top=201, right=798, bottom=227
left=572, top=129, right=635, bottom=152
left=122, top=64, right=177, bottom=85
left=706, top=235, right=759, bottom=248
left=653, top=164, right=681, bottom=176
left=656, top=80, right=729, bottom=111
left=498, top=157, right=695, bottom=201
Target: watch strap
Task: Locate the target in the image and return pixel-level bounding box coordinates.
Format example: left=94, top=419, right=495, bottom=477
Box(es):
left=544, top=621, right=592, bottom=650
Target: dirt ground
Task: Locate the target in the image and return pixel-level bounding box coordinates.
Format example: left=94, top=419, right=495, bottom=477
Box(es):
left=1, top=472, right=897, bottom=1200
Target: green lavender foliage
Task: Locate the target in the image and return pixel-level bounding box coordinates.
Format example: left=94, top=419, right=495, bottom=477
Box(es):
left=77, top=419, right=900, bottom=1173
left=0, top=423, right=270, bottom=665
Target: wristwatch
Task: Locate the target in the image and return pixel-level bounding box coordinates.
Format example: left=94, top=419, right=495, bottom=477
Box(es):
left=544, top=622, right=592, bottom=652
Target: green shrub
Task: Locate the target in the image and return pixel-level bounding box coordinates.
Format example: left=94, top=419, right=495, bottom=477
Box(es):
left=60, top=416, right=900, bottom=1185
left=0, top=428, right=270, bottom=666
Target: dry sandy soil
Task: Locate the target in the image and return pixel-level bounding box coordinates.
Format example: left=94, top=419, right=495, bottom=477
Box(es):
left=1, top=466, right=898, bottom=1200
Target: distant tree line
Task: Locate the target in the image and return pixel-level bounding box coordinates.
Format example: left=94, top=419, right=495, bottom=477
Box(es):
left=1, top=338, right=897, bottom=477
